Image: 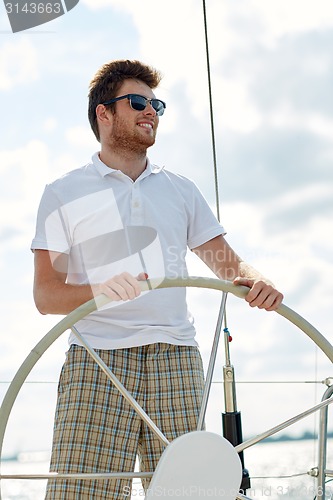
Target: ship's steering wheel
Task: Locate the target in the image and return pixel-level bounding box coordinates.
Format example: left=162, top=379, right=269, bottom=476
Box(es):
left=0, top=277, right=332, bottom=499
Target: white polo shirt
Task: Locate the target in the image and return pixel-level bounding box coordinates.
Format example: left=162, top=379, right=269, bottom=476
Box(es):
left=31, top=153, right=225, bottom=349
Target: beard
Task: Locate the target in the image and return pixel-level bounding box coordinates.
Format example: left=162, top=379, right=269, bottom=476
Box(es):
left=108, top=113, right=156, bottom=157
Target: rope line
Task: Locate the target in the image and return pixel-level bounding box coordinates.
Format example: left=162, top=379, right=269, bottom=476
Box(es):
left=251, top=472, right=309, bottom=480
left=0, top=380, right=328, bottom=384
left=212, top=380, right=329, bottom=385
left=202, top=0, right=220, bottom=221
left=1, top=375, right=331, bottom=385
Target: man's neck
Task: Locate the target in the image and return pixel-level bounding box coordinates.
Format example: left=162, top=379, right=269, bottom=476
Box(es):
left=99, top=146, right=147, bottom=181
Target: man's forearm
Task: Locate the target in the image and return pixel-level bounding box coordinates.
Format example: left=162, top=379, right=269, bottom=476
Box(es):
left=34, top=271, right=145, bottom=316
left=34, top=281, right=99, bottom=315
left=192, top=235, right=242, bottom=281
left=193, top=235, right=273, bottom=285
left=237, top=261, right=274, bottom=286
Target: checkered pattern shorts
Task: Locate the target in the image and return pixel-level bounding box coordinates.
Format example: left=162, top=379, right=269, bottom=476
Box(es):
left=45, top=343, right=205, bottom=499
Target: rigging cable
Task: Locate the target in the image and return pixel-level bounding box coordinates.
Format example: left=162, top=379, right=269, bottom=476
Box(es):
left=203, top=0, right=232, bottom=352
left=202, top=3, right=254, bottom=492
left=202, top=2, right=251, bottom=492
left=202, top=0, right=220, bottom=222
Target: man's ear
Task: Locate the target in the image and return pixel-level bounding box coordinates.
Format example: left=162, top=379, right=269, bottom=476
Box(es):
left=96, top=104, right=113, bottom=139
left=96, top=104, right=112, bottom=125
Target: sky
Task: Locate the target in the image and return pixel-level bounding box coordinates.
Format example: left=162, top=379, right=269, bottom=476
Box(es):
left=0, top=0, right=332, bottom=464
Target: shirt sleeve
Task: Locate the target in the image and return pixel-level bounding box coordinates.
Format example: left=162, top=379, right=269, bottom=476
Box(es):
left=186, top=180, right=226, bottom=250
left=31, top=184, right=71, bottom=254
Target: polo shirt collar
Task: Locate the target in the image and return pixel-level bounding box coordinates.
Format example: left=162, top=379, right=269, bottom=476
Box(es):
left=92, top=152, right=164, bottom=179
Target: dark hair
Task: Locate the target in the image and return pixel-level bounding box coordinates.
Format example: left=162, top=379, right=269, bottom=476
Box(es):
left=88, top=59, right=163, bottom=142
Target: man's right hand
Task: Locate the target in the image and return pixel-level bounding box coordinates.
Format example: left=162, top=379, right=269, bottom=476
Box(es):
left=96, top=272, right=149, bottom=301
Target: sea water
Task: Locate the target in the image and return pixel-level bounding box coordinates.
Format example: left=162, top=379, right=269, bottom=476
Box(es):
left=1, top=439, right=332, bottom=499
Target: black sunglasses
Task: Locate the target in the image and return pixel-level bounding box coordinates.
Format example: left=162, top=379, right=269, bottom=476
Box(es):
left=102, top=94, right=166, bottom=116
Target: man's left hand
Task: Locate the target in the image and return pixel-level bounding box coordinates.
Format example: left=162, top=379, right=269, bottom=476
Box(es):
left=233, top=277, right=283, bottom=311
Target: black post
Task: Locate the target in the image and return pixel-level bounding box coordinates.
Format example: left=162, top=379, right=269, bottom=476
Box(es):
left=222, top=411, right=251, bottom=492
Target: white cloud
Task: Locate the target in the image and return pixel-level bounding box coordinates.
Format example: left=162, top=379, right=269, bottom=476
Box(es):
left=43, top=118, right=58, bottom=133
left=249, top=0, right=333, bottom=47
left=81, top=0, right=114, bottom=9
left=212, top=77, right=262, bottom=133
left=265, top=182, right=333, bottom=218
left=0, top=140, right=50, bottom=221
left=0, top=39, right=39, bottom=90
left=269, top=103, right=333, bottom=139
left=65, top=125, right=99, bottom=149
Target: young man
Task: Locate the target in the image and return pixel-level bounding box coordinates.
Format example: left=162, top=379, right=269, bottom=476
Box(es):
left=32, top=59, right=283, bottom=499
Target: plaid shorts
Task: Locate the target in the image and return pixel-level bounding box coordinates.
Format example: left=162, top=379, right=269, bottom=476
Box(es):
left=45, top=343, right=205, bottom=499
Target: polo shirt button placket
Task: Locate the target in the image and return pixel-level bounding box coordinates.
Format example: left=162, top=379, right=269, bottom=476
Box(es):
left=131, top=182, right=143, bottom=225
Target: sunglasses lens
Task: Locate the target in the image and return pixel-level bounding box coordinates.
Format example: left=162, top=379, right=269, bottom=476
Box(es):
left=152, top=100, right=165, bottom=116
left=129, top=95, right=165, bottom=116
left=129, top=95, right=146, bottom=111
